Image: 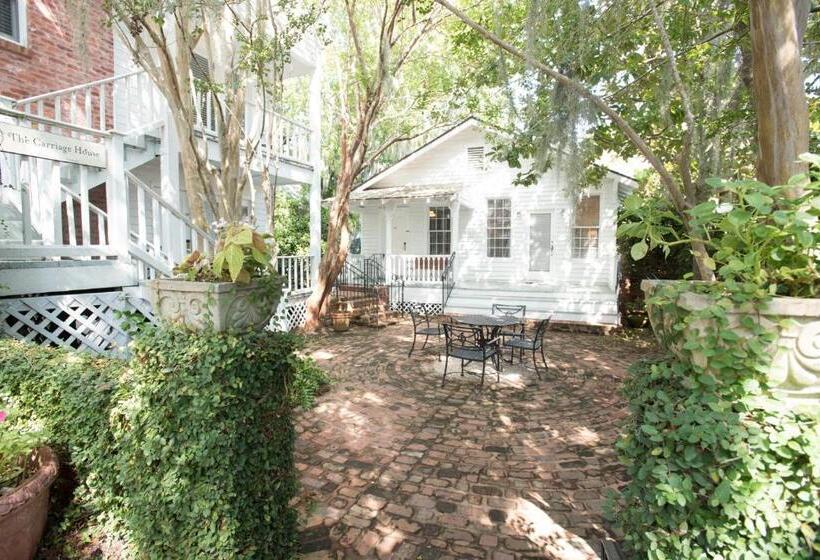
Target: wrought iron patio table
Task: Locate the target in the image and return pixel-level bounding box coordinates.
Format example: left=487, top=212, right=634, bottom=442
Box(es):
left=453, top=315, right=523, bottom=371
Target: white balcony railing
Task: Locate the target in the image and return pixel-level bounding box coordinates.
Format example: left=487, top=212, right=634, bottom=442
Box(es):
left=16, top=71, right=313, bottom=168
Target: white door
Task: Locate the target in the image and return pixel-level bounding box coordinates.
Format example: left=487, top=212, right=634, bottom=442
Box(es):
left=529, top=213, right=552, bottom=271
left=392, top=212, right=413, bottom=254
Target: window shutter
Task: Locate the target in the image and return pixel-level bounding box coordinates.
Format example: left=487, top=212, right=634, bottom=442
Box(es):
left=0, top=0, right=18, bottom=40
left=191, top=54, right=214, bottom=130
left=467, top=146, right=485, bottom=170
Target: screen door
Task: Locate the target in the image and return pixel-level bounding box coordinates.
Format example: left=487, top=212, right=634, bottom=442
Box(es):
left=529, top=213, right=551, bottom=271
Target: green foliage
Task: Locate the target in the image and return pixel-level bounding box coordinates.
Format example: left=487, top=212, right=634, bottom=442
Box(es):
left=611, top=281, right=820, bottom=559
left=0, top=327, right=328, bottom=558
left=115, top=324, right=300, bottom=559
left=619, top=158, right=820, bottom=297
left=0, top=406, right=44, bottom=490
left=175, top=223, right=274, bottom=284
left=274, top=188, right=328, bottom=256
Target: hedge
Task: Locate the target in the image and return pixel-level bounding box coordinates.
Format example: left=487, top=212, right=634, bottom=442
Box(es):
left=0, top=325, right=327, bottom=559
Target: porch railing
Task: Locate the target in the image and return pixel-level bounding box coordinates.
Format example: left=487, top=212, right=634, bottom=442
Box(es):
left=442, top=252, right=456, bottom=308
left=276, top=255, right=313, bottom=293
left=384, top=254, right=450, bottom=284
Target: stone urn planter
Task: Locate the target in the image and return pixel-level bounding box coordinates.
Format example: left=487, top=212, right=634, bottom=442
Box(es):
left=0, top=447, right=59, bottom=560
left=642, top=279, right=820, bottom=414
left=150, top=277, right=284, bottom=332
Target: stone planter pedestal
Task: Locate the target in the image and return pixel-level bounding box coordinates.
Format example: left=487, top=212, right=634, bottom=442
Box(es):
left=642, top=280, right=820, bottom=415
left=150, top=278, right=284, bottom=332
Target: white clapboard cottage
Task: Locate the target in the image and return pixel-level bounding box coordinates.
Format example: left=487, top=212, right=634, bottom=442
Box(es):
left=350, top=118, right=636, bottom=326
left=0, top=9, right=323, bottom=353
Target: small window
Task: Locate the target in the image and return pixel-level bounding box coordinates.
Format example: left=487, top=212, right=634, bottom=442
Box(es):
left=572, top=195, right=600, bottom=258
left=487, top=198, right=511, bottom=258
left=0, top=0, right=21, bottom=43
left=428, top=207, right=451, bottom=255
left=467, top=146, right=486, bottom=170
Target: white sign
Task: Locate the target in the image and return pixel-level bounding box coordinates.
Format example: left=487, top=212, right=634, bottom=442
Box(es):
left=0, top=122, right=107, bottom=168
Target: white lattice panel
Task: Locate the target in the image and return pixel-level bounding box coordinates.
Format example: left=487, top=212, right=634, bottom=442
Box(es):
left=0, top=291, right=154, bottom=357
left=270, top=290, right=309, bottom=332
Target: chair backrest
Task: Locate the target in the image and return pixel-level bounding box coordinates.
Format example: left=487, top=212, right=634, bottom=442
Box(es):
left=533, top=317, right=552, bottom=340
left=492, top=304, right=526, bottom=318
left=409, top=306, right=428, bottom=328
left=443, top=323, right=483, bottom=350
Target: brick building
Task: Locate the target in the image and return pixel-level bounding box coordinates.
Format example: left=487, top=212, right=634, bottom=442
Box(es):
left=0, top=0, right=113, bottom=101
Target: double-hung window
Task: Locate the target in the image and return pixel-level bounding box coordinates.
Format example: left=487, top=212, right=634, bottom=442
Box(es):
left=572, top=195, right=600, bottom=258
left=428, top=207, right=451, bottom=255
left=0, top=0, right=23, bottom=44
left=487, top=198, right=511, bottom=258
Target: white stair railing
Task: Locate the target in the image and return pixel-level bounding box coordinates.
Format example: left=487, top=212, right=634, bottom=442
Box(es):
left=14, top=70, right=164, bottom=134
left=126, top=172, right=215, bottom=280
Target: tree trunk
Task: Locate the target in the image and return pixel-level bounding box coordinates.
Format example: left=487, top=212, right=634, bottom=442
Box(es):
left=303, top=159, right=356, bottom=331
left=749, top=0, right=810, bottom=193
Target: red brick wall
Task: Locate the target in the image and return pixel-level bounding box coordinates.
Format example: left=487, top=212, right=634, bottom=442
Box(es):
left=0, top=1, right=113, bottom=101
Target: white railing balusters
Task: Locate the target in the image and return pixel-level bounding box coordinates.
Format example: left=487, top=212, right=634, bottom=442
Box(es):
left=381, top=254, right=449, bottom=285
left=275, top=255, right=313, bottom=293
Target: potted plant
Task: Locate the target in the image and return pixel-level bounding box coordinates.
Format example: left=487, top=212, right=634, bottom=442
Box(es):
left=330, top=302, right=353, bottom=332
left=0, top=408, right=57, bottom=560
left=150, top=223, right=284, bottom=332
left=620, top=154, right=819, bottom=412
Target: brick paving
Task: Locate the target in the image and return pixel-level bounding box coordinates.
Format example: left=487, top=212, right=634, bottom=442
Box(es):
left=295, top=322, right=657, bottom=559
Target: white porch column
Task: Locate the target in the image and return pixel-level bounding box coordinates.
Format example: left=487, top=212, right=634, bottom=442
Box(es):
left=384, top=205, right=393, bottom=280
left=161, top=114, right=185, bottom=261
left=449, top=198, right=460, bottom=280
left=107, top=134, right=130, bottom=262
left=308, top=58, right=323, bottom=283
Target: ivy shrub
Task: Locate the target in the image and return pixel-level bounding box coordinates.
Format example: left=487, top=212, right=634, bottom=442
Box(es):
left=610, top=281, right=820, bottom=560
left=0, top=325, right=325, bottom=559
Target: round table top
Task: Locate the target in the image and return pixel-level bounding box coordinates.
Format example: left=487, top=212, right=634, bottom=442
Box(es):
left=454, top=314, right=522, bottom=328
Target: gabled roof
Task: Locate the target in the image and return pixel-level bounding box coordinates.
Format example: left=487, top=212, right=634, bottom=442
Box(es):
left=355, top=117, right=485, bottom=191
left=350, top=183, right=459, bottom=201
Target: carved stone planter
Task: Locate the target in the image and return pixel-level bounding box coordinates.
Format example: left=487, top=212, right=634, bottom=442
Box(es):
left=642, top=280, right=820, bottom=414
left=150, top=278, right=284, bottom=332
left=0, top=447, right=59, bottom=560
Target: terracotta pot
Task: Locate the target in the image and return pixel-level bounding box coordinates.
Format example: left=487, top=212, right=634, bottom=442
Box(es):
left=0, top=447, right=59, bottom=560
left=330, top=312, right=350, bottom=332
left=642, top=279, right=820, bottom=414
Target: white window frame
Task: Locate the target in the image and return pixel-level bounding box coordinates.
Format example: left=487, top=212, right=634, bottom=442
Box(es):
left=572, top=194, right=601, bottom=259
left=486, top=198, right=511, bottom=258
left=0, top=0, right=26, bottom=46
left=428, top=206, right=451, bottom=256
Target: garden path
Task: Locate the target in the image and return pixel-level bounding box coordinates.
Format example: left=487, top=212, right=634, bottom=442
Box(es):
left=296, top=322, right=656, bottom=559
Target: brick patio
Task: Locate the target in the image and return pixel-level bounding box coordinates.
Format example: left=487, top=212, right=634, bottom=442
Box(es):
left=295, top=322, right=657, bottom=559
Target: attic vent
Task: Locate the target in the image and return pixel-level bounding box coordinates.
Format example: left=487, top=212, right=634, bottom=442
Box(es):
left=467, top=146, right=486, bottom=170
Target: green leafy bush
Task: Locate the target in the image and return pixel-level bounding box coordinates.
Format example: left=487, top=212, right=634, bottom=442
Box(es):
left=0, top=406, right=45, bottom=491
left=611, top=282, right=820, bottom=560
left=0, top=326, right=327, bottom=559
left=619, top=154, right=820, bottom=297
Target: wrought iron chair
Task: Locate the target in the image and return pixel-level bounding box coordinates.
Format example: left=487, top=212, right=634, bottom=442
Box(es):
left=442, top=323, right=502, bottom=387
left=503, top=317, right=551, bottom=379
left=408, top=306, right=443, bottom=358
left=491, top=303, right=526, bottom=340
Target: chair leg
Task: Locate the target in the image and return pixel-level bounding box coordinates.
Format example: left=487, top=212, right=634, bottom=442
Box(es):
left=442, top=355, right=449, bottom=386
left=421, top=334, right=429, bottom=350
left=408, top=332, right=417, bottom=358
left=540, top=344, right=548, bottom=373
left=461, top=359, right=465, bottom=376
left=481, top=359, right=486, bottom=387
left=532, top=347, right=542, bottom=380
